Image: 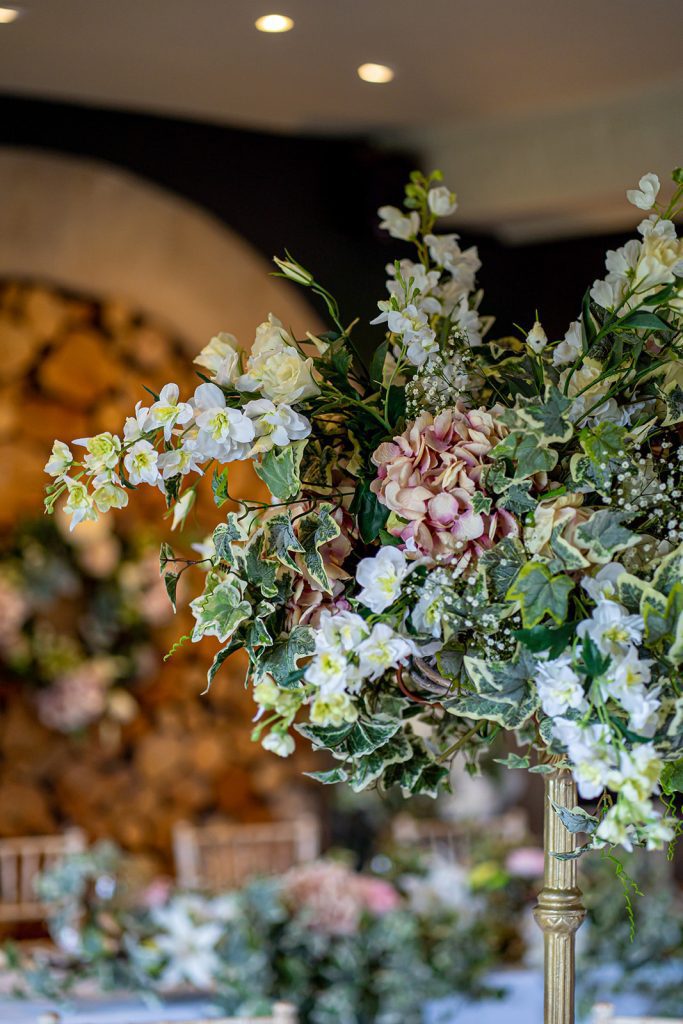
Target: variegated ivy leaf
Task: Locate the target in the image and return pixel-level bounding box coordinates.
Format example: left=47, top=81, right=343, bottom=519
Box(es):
left=549, top=526, right=590, bottom=571
left=574, top=510, right=639, bottom=564
left=569, top=421, right=629, bottom=495
left=240, top=535, right=279, bottom=599
left=257, top=625, right=316, bottom=687
left=212, top=513, right=247, bottom=563
left=190, top=574, right=251, bottom=643
left=497, top=482, right=537, bottom=515
left=445, top=648, right=539, bottom=729
left=305, top=767, right=349, bottom=785
left=491, top=430, right=558, bottom=480
left=515, top=386, right=573, bottom=444
left=616, top=572, right=659, bottom=614
left=263, top=512, right=304, bottom=572
left=383, top=738, right=450, bottom=796
left=348, top=733, right=414, bottom=792
left=446, top=691, right=539, bottom=729
left=551, top=802, right=599, bottom=835
left=653, top=543, right=683, bottom=597
left=480, top=536, right=526, bottom=600
left=506, top=561, right=574, bottom=628
left=295, top=503, right=341, bottom=594
left=253, top=439, right=307, bottom=500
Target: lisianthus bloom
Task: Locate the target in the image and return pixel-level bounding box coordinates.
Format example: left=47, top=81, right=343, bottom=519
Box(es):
left=371, top=403, right=517, bottom=570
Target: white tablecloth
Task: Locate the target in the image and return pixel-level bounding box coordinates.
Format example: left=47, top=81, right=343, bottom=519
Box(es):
left=0, top=969, right=655, bottom=1024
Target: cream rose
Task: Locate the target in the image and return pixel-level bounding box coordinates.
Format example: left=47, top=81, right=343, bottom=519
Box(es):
left=194, top=331, right=242, bottom=386
left=236, top=314, right=319, bottom=404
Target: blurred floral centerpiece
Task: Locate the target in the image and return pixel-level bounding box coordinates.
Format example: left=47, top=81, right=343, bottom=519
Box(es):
left=0, top=515, right=171, bottom=733
left=43, top=167, right=683, bottom=857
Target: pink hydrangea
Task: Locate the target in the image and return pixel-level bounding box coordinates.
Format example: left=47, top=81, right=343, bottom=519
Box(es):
left=371, top=403, right=518, bottom=569
left=282, top=861, right=400, bottom=935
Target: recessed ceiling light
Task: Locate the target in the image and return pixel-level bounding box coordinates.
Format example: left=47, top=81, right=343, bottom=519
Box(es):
left=0, top=6, right=21, bottom=23
left=357, top=63, right=395, bottom=84
left=255, top=13, right=294, bottom=33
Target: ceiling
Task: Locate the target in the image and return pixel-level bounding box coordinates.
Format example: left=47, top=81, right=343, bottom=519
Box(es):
left=0, top=0, right=682, bottom=134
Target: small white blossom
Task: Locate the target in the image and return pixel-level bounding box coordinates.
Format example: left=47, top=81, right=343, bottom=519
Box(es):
left=553, top=320, right=582, bottom=367
left=526, top=321, right=547, bottom=355
left=44, top=440, right=73, bottom=477
left=262, top=730, right=295, bottom=757
left=147, top=384, right=194, bottom=442
left=577, top=599, right=644, bottom=658
left=235, top=314, right=319, bottom=404
left=377, top=205, right=419, bottom=241
left=63, top=477, right=98, bottom=529
left=626, top=172, right=660, bottom=210
left=304, top=647, right=349, bottom=695
left=316, top=610, right=369, bottom=654
left=534, top=653, right=587, bottom=717
left=357, top=623, right=414, bottom=681
left=73, top=432, right=122, bottom=474
left=581, top=562, right=625, bottom=603
left=92, top=479, right=129, bottom=513
left=355, top=547, right=408, bottom=613
left=157, top=445, right=206, bottom=480
left=171, top=489, right=196, bottom=531
left=193, top=382, right=255, bottom=462
left=427, top=186, right=457, bottom=217
left=124, top=440, right=161, bottom=486
left=194, top=331, right=242, bottom=386
left=245, top=398, right=311, bottom=454
left=123, top=402, right=151, bottom=442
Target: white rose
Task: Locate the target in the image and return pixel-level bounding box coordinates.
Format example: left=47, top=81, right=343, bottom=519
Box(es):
left=194, top=332, right=242, bottom=386
left=236, top=314, right=319, bottom=404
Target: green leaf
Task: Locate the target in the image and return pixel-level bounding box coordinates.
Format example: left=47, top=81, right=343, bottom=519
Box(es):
left=492, top=431, right=558, bottom=480
left=383, top=741, right=450, bottom=796
left=517, top=386, right=573, bottom=443
left=529, top=763, right=556, bottom=774
left=471, top=492, right=493, bottom=514
left=213, top=514, right=246, bottom=562
left=212, top=467, right=231, bottom=508
left=263, top=512, right=304, bottom=572
left=506, top=562, right=574, bottom=628
left=348, top=733, right=413, bottom=792
left=254, top=439, right=307, bottom=500
left=295, top=503, right=341, bottom=593
left=340, top=715, right=403, bottom=757
left=514, top=622, right=574, bottom=659
left=575, top=510, right=639, bottom=564
left=164, top=571, right=179, bottom=611
left=350, top=478, right=389, bottom=543
left=653, top=544, right=683, bottom=597
left=159, top=541, right=174, bottom=574
left=480, top=537, right=527, bottom=599
left=190, top=575, right=251, bottom=643
left=580, top=636, right=610, bottom=679
left=618, top=310, right=671, bottom=332
left=204, top=640, right=242, bottom=692
left=241, top=536, right=279, bottom=598
left=551, top=803, right=599, bottom=835
left=661, top=758, right=683, bottom=796
left=296, top=720, right=356, bottom=749
left=497, top=483, right=537, bottom=515
left=370, top=339, right=389, bottom=386
left=258, top=626, right=315, bottom=686
left=570, top=422, right=628, bottom=495
left=493, top=753, right=530, bottom=769
left=305, top=767, right=349, bottom=785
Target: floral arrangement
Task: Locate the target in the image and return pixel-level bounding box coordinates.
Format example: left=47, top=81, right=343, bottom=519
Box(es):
left=43, top=167, right=683, bottom=854
left=10, top=844, right=493, bottom=1022
left=0, top=516, right=170, bottom=732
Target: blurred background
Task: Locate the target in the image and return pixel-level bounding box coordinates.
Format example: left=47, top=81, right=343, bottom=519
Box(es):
left=0, top=1, right=682, bottom=1016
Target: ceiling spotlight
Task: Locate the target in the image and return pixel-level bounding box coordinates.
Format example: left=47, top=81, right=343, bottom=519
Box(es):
left=0, top=6, right=21, bottom=23
left=357, top=63, right=395, bottom=84
left=255, top=13, right=294, bottom=33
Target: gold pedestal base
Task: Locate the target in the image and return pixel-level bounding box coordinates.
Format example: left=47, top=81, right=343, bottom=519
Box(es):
left=533, top=769, right=586, bottom=1024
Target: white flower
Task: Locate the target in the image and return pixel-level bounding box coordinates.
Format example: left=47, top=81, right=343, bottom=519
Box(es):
left=596, top=807, right=635, bottom=851
left=643, top=816, right=675, bottom=851
left=245, top=398, right=311, bottom=454
left=316, top=610, right=369, bottom=654
left=427, top=186, right=457, bottom=217
left=157, top=444, right=206, bottom=480
left=638, top=215, right=676, bottom=241
left=610, top=743, right=662, bottom=805
left=310, top=692, right=358, bottom=727
left=152, top=901, right=224, bottom=990
left=147, top=383, right=194, bottom=442
left=526, top=321, right=547, bottom=355
left=236, top=314, right=319, bottom=404
left=171, top=489, right=196, bottom=531
left=63, top=477, right=98, bottom=529
left=378, top=205, right=419, bottom=241
left=44, top=440, right=73, bottom=477
left=194, top=332, right=242, bottom=386
left=411, top=585, right=445, bottom=638
left=626, top=172, right=660, bottom=211
left=553, top=320, right=582, bottom=367
left=273, top=256, right=314, bottom=286
left=577, top=599, right=644, bottom=658
left=304, top=647, right=350, bottom=695
left=191, top=533, right=215, bottom=564
left=124, top=440, right=160, bottom=486
left=424, top=233, right=462, bottom=270
left=123, top=401, right=150, bottom=442
left=534, top=653, right=587, bottom=717
left=92, top=480, right=129, bottom=513
left=193, top=382, right=255, bottom=462
left=355, top=547, right=408, bottom=613
left=262, top=730, right=296, bottom=757
left=73, top=432, right=122, bottom=474
left=581, top=562, right=625, bottom=603
left=589, top=277, right=619, bottom=309
left=552, top=718, right=614, bottom=799
left=386, top=259, right=441, bottom=305
left=357, top=623, right=414, bottom=681
left=452, top=296, right=482, bottom=346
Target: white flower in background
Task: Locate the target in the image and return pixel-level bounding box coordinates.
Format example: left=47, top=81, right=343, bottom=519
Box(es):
left=526, top=321, right=548, bottom=355
left=552, top=718, right=614, bottom=799
left=534, top=653, right=587, bottom=717
left=262, top=730, right=295, bottom=757
left=245, top=398, right=311, bottom=454
left=357, top=623, right=414, bottom=681
left=92, top=478, right=129, bottom=514
left=386, top=260, right=442, bottom=307
left=63, top=477, right=98, bottom=529
left=589, top=277, right=620, bottom=309
left=123, top=401, right=151, bottom=442
left=595, top=806, right=635, bottom=851
left=378, top=205, right=420, bottom=240
left=235, top=314, right=319, bottom=404
left=316, top=609, right=369, bottom=653
left=157, top=444, right=206, bottom=480
left=193, top=382, right=255, bottom=461
left=643, top=815, right=676, bottom=851
left=626, top=172, right=660, bottom=210
left=194, top=331, right=242, bottom=386
left=559, top=358, right=612, bottom=423
left=147, top=383, right=194, bottom=441
left=171, top=489, right=196, bottom=531
left=610, top=743, right=662, bottom=805
left=253, top=678, right=280, bottom=709
left=427, top=185, right=458, bottom=217
left=124, top=440, right=161, bottom=486
left=577, top=599, right=644, bottom=658
left=638, top=215, right=676, bottom=241
left=424, top=233, right=462, bottom=271
left=553, top=320, right=583, bottom=367
left=452, top=296, right=483, bottom=346
left=582, top=562, right=625, bottom=603
left=605, top=238, right=641, bottom=282
left=310, top=692, right=358, bottom=727
left=73, top=432, right=122, bottom=474
left=355, top=546, right=408, bottom=613
left=191, top=533, right=216, bottom=563
left=386, top=303, right=436, bottom=348
left=44, top=439, right=73, bottom=477
left=151, top=900, right=224, bottom=990
left=411, top=583, right=445, bottom=638
left=304, top=647, right=350, bottom=695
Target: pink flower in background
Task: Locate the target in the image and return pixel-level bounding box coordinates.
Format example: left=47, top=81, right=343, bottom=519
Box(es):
left=139, top=877, right=174, bottom=909
left=283, top=861, right=401, bottom=936
left=505, top=846, right=546, bottom=880
left=36, top=658, right=116, bottom=732
left=371, top=403, right=518, bottom=571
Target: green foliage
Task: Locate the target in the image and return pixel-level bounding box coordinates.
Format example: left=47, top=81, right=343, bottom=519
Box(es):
left=506, top=561, right=574, bottom=628
left=295, top=503, right=341, bottom=593
left=350, top=478, right=389, bottom=543
left=254, top=440, right=307, bottom=500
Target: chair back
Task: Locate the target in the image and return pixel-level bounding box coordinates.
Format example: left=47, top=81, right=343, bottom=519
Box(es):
left=0, top=829, right=87, bottom=922
left=592, top=1003, right=683, bottom=1024
left=173, top=816, right=320, bottom=890
left=391, top=816, right=470, bottom=862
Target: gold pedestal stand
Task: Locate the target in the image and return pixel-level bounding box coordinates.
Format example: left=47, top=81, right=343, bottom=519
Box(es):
left=533, top=769, right=587, bottom=1024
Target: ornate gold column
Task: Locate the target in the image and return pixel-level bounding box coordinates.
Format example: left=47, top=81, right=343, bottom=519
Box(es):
left=533, top=769, right=587, bottom=1024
